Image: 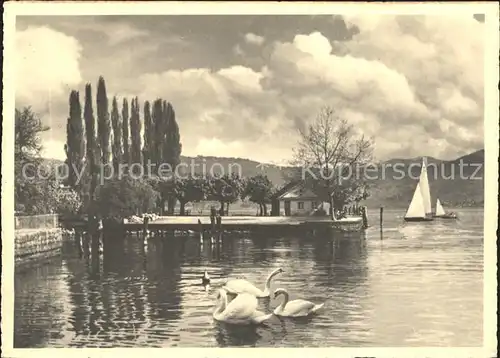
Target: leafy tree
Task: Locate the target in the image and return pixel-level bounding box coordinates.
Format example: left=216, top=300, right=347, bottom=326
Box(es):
left=291, top=106, right=373, bottom=219
left=16, top=175, right=58, bottom=215
left=154, top=176, right=175, bottom=215
left=64, top=90, right=86, bottom=191
left=15, top=107, right=82, bottom=216
left=16, top=166, right=82, bottom=216
left=241, top=174, right=274, bottom=216
left=111, top=96, right=122, bottom=174
left=97, top=76, right=111, bottom=174
left=15, top=107, right=49, bottom=173
left=55, top=187, right=83, bottom=216
left=207, top=173, right=243, bottom=216
left=174, top=177, right=207, bottom=215
left=95, top=177, right=158, bottom=223
left=146, top=175, right=166, bottom=214
left=331, top=178, right=370, bottom=211
left=15, top=107, right=49, bottom=210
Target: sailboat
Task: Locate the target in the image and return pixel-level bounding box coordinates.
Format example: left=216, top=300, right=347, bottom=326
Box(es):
left=434, top=198, right=458, bottom=219
left=404, top=157, right=434, bottom=222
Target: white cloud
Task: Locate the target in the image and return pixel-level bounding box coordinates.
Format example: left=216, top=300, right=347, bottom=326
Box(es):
left=22, top=16, right=484, bottom=163
left=135, top=16, right=484, bottom=161
left=136, top=64, right=289, bottom=146
left=244, top=33, right=265, bottom=46
left=293, top=32, right=332, bottom=59
left=263, top=16, right=484, bottom=160
left=217, top=65, right=264, bottom=92
left=16, top=26, right=82, bottom=112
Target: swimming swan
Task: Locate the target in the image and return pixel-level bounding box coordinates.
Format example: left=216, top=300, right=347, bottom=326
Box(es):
left=213, top=288, right=273, bottom=325
left=273, top=288, right=325, bottom=317
left=223, top=268, right=284, bottom=298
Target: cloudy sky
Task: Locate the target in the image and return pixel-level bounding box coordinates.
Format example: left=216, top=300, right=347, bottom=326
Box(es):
left=15, top=14, right=484, bottom=163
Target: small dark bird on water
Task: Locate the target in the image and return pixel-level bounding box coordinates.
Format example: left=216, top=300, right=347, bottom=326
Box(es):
left=202, top=270, right=210, bottom=285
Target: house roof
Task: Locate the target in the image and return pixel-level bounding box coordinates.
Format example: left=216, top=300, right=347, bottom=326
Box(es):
left=271, top=180, right=302, bottom=199
left=276, top=182, right=320, bottom=201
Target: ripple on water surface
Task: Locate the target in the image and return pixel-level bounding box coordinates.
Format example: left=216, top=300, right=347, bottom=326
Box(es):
left=14, top=209, right=484, bottom=347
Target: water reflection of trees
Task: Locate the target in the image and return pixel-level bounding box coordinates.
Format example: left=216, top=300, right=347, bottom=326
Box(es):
left=14, top=256, right=67, bottom=347
left=62, top=231, right=185, bottom=346
left=61, top=230, right=368, bottom=347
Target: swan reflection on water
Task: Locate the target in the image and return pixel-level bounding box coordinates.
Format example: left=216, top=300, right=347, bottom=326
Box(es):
left=214, top=320, right=262, bottom=347
left=212, top=304, right=317, bottom=348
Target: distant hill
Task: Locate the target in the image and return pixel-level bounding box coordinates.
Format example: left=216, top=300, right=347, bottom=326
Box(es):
left=363, top=149, right=484, bottom=208
left=178, top=155, right=290, bottom=185
left=41, top=148, right=485, bottom=208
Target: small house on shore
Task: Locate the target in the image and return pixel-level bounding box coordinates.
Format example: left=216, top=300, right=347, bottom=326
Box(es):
left=271, top=181, right=330, bottom=216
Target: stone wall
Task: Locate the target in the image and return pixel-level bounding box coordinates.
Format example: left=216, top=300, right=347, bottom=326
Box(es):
left=15, top=214, right=58, bottom=230
left=15, top=228, right=64, bottom=266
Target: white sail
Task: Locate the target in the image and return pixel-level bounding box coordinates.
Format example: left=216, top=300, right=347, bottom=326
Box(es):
left=419, top=158, right=432, bottom=215
left=435, top=198, right=446, bottom=216
left=405, top=182, right=426, bottom=218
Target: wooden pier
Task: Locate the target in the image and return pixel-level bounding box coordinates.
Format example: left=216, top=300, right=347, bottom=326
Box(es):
left=124, top=215, right=365, bottom=236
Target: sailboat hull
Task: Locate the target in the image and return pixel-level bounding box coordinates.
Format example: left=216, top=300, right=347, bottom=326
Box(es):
left=404, top=217, right=434, bottom=222
left=434, top=213, right=458, bottom=219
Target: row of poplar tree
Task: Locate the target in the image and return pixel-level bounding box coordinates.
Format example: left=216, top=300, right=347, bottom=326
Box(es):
left=64, top=76, right=181, bottom=211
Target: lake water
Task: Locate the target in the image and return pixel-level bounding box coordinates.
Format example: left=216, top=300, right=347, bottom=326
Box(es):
left=14, top=208, right=484, bottom=348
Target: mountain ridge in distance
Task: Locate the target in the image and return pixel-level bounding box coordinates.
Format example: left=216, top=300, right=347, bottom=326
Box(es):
left=41, top=148, right=485, bottom=208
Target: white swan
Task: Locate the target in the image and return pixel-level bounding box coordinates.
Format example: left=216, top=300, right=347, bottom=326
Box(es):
left=213, top=288, right=273, bottom=325
left=223, top=268, right=284, bottom=298
left=273, top=288, right=324, bottom=317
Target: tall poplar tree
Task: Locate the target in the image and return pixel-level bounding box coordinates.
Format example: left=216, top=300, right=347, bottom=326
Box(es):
left=122, top=98, right=130, bottom=170
left=151, top=98, right=164, bottom=169
left=130, top=97, right=142, bottom=174
left=96, top=76, right=111, bottom=176
left=64, top=90, right=86, bottom=190
left=111, top=96, right=122, bottom=175
left=142, top=100, right=153, bottom=173
left=164, top=102, right=182, bottom=169
left=84, top=83, right=99, bottom=209
left=163, top=102, right=182, bottom=214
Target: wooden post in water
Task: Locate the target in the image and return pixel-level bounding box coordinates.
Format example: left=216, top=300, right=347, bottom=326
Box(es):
left=142, top=216, right=150, bottom=237
left=210, top=217, right=216, bottom=235
left=198, top=219, right=203, bottom=242
left=76, top=230, right=83, bottom=258
left=216, top=215, right=222, bottom=242
left=361, top=206, right=369, bottom=229
left=379, top=206, right=383, bottom=239
left=210, top=206, right=216, bottom=236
